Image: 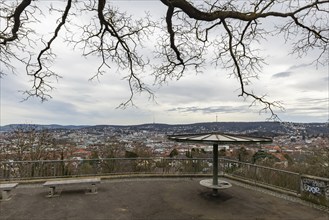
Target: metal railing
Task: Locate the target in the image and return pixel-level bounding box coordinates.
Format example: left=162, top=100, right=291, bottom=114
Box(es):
left=0, top=157, right=301, bottom=194
left=220, top=158, right=300, bottom=193
left=0, top=158, right=212, bottom=179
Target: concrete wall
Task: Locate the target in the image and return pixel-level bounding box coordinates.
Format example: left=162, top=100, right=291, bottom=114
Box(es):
left=300, top=174, right=329, bottom=207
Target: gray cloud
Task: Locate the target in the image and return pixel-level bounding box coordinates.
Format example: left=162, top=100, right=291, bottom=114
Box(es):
left=157, top=70, right=242, bottom=106
left=271, top=63, right=313, bottom=79
left=294, top=77, right=328, bottom=92
left=272, top=71, right=292, bottom=78
left=289, top=63, right=312, bottom=70
left=280, top=98, right=329, bottom=122
left=167, top=105, right=250, bottom=114
left=295, top=98, right=329, bottom=107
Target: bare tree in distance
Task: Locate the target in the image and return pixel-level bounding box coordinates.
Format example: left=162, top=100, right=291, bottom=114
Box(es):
left=1, top=125, right=55, bottom=161
left=0, top=0, right=328, bottom=120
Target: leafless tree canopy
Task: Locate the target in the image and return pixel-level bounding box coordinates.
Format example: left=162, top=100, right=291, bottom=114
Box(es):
left=1, top=0, right=328, bottom=119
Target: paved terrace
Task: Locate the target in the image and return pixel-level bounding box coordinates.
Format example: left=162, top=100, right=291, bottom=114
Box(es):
left=1, top=177, right=328, bottom=220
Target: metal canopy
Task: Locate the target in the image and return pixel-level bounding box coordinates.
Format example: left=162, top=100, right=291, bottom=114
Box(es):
left=168, top=132, right=272, bottom=196
left=168, top=132, right=273, bottom=145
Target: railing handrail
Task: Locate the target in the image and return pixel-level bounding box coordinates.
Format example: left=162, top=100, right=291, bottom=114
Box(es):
left=0, top=157, right=213, bottom=164
left=0, top=157, right=303, bottom=177
left=0, top=157, right=302, bottom=178
left=221, top=158, right=300, bottom=176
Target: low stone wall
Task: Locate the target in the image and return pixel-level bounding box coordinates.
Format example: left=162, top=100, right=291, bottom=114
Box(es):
left=300, top=174, right=329, bottom=207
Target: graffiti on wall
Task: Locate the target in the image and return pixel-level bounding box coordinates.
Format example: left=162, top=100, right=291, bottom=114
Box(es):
left=302, top=177, right=329, bottom=200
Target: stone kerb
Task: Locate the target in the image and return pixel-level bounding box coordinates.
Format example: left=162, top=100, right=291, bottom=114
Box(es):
left=300, top=174, right=329, bottom=207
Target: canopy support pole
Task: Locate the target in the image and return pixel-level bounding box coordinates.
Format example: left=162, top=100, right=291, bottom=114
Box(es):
left=213, top=143, right=218, bottom=196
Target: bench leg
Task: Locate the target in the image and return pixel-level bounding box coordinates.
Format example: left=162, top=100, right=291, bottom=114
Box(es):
left=86, top=183, right=98, bottom=194
left=1, top=190, right=12, bottom=201
left=47, top=186, right=58, bottom=198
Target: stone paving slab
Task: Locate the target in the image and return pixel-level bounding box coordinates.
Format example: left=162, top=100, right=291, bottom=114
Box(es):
left=0, top=178, right=328, bottom=220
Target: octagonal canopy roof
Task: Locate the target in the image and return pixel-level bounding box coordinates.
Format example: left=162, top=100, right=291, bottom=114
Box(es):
left=168, top=132, right=272, bottom=145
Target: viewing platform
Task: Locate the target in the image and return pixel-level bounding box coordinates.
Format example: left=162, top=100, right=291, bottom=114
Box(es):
left=1, top=177, right=328, bottom=220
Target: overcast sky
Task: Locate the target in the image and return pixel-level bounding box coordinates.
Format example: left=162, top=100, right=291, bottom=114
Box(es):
left=1, top=1, right=328, bottom=126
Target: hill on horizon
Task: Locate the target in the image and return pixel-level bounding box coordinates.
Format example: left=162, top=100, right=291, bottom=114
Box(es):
left=1, top=122, right=328, bottom=137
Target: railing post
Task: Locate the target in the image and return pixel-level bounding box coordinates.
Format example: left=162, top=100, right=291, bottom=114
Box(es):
left=297, top=173, right=302, bottom=195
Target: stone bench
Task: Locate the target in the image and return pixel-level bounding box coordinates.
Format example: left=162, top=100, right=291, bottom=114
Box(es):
left=43, top=177, right=101, bottom=197
left=0, top=183, right=19, bottom=201
left=200, top=179, right=232, bottom=196
left=200, top=179, right=232, bottom=189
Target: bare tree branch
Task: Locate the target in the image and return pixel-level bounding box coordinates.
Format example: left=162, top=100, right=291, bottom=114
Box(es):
left=23, top=0, right=72, bottom=101
left=0, top=0, right=32, bottom=45
left=1, top=0, right=328, bottom=119
left=157, top=0, right=328, bottom=119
